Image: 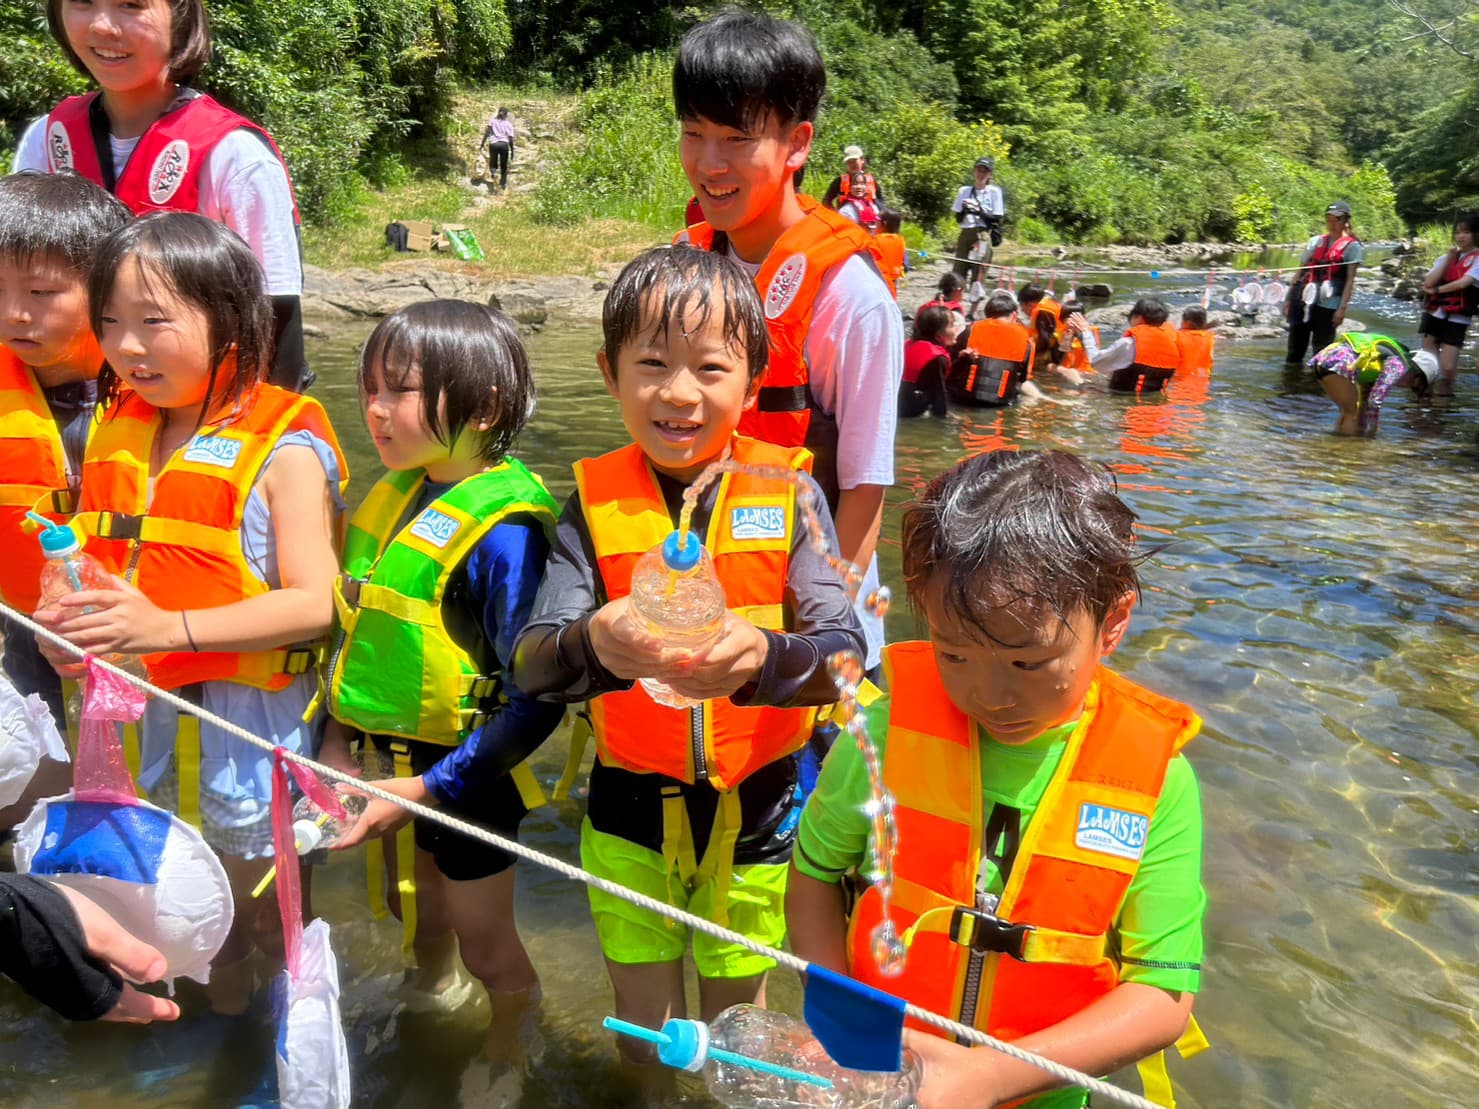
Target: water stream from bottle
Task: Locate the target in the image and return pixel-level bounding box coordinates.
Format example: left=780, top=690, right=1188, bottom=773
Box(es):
left=677, top=458, right=908, bottom=976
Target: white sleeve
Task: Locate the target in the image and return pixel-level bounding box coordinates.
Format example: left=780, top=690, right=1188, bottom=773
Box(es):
left=1424, top=258, right=1446, bottom=283
left=804, top=253, right=903, bottom=489
left=197, top=130, right=302, bottom=296
left=1089, top=334, right=1136, bottom=373
left=951, top=187, right=968, bottom=214
left=986, top=186, right=1004, bottom=217
left=14, top=116, right=48, bottom=172
left=1465, top=256, right=1479, bottom=282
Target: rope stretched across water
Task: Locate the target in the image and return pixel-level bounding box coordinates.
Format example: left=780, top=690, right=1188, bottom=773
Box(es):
left=909, top=248, right=1389, bottom=281
left=3, top=601, right=1163, bottom=1109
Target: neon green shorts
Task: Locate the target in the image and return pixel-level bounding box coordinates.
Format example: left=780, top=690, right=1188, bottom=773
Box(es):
left=579, top=818, right=788, bottom=980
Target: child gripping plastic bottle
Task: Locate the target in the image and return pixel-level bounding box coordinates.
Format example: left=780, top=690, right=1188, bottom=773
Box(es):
left=606, top=1004, right=920, bottom=1109
left=30, top=512, right=145, bottom=679
left=626, top=530, right=727, bottom=709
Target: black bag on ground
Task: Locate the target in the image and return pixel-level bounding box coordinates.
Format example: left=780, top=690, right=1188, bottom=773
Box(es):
left=384, top=222, right=410, bottom=251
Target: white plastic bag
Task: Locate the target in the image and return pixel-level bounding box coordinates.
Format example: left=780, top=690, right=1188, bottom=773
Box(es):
left=275, top=918, right=351, bottom=1109
left=1302, top=279, right=1318, bottom=306
left=0, top=677, right=68, bottom=810
left=14, top=794, right=233, bottom=986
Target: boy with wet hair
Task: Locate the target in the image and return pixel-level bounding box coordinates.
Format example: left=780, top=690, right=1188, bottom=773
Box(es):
left=950, top=290, right=1034, bottom=406
left=1177, top=304, right=1216, bottom=375
left=788, top=449, right=1207, bottom=1109
left=673, top=8, right=901, bottom=676
left=1068, top=295, right=1180, bottom=393
left=513, top=245, right=864, bottom=1061
left=0, top=172, right=130, bottom=775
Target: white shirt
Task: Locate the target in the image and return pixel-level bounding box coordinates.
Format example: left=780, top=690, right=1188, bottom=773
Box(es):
left=17, top=112, right=302, bottom=296
left=952, top=184, right=1005, bottom=228
left=1423, top=251, right=1479, bottom=324
left=1080, top=328, right=1137, bottom=373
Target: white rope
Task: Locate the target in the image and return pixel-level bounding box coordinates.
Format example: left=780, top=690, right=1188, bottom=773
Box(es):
left=3, top=601, right=1162, bottom=1109
left=906, top=247, right=1385, bottom=280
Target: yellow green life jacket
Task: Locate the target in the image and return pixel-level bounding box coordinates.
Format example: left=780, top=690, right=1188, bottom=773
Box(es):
left=327, top=461, right=558, bottom=745
left=1343, top=332, right=1410, bottom=386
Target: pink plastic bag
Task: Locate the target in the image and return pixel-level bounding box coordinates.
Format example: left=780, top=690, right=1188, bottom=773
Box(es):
left=271, top=749, right=347, bottom=975
left=72, top=658, right=148, bottom=805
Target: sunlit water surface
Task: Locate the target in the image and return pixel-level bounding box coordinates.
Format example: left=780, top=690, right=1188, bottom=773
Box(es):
left=1, top=271, right=1475, bottom=1108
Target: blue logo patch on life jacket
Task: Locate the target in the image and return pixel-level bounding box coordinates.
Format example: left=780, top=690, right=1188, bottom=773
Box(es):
left=1074, top=803, right=1149, bottom=862
left=410, top=508, right=460, bottom=549
left=730, top=504, right=786, bottom=541
left=183, top=434, right=244, bottom=469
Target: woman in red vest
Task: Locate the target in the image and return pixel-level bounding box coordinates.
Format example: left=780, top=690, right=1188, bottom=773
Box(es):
left=15, top=0, right=308, bottom=391
left=1417, top=213, right=1479, bottom=397
left=1283, top=201, right=1362, bottom=365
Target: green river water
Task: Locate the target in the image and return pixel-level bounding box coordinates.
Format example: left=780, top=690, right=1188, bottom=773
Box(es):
left=1, top=271, right=1475, bottom=1107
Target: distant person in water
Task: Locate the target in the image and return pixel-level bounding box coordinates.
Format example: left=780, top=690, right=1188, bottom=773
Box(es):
left=1310, top=333, right=1437, bottom=435
left=1177, top=305, right=1216, bottom=375
left=1069, top=296, right=1180, bottom=393
left=901, top=305, right=955, bottom=418
left=1417, top=213, right=1479, bottom=398
left=1284, top=202, right=1362, bottom=364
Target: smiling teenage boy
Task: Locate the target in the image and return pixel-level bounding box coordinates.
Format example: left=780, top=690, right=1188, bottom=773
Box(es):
left=0, top=173, right=130, bottom=760
left=673, top=10, right=902, bottom=674
left=512, top=246, right=864, bottom=1055
left=787, top=450, right=1207, bottom=1109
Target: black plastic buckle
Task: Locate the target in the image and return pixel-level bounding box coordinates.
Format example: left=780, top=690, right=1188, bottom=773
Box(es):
left=50, top=488, right=75, bottom=515
left=96, top=512, right=142, bottom=541
left=949, top=906, right=1033, bottom=961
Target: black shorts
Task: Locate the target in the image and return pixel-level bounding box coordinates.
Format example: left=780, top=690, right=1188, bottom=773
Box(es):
left=1418, top=313, right=1468, bottom=348
left=370, top=735, right=532, bottom=882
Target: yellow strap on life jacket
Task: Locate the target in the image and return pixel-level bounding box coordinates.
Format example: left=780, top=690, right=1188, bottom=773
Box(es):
left=1135, top=1014, right=1210, bottom=1108
left=815, top=676, right=884, bottom=726
left=509, top=760, right=546, bottom=812
left=659, top=786, right=698, bottom=924
left=175, top=710, right=201, bottom=830
left=390, top=741, right=418, bottom=966
left=693, top=789, right=742, bottom=929
left=122, top=722, right=142, bottom=787
left=553, top=706, right=594, bottom=801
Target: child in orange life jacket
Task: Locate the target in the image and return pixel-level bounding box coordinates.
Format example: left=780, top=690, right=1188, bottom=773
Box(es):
left=787, top=449, right=1207, bottom=1109
left=17, top=0, right=310, bottom=391
left=34, top=213, right=347, bottom=1015
left=949, top=290, right=1035, bottom=407
left=315, top=301, right=565, bottom=1024
left=0, top=173, right=130, bottom=828
left=873, top=208, right=909, bottom=299
left=1176, top=305, right=1216, bottom=375
left=512, top=246, right=865, bottom=1061
left=1045, top=300, right=1097, bottom=387
left=1417, top=212, right=1479, bottom=397
left=1072, top=295, right=1180, bottom=393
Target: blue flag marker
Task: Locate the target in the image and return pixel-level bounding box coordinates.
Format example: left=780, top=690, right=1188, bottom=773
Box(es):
left=1149, top=270, right=1161, bottom=279
left=803, top=964, right=907, bottom=1073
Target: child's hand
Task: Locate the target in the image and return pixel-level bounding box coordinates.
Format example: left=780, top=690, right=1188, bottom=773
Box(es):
left=50, top=578, right=179, bottom=655
left=31, top=605, right=88, bottom=678
left=317, top=722, right=363, bottom=780
left=333, top=775, right=426, bottom=850
left=905, top=1029, right=999, bottom=1109
left=663, top=613, right=769, bottom=702
left=588, top=596, right=695, bottom=681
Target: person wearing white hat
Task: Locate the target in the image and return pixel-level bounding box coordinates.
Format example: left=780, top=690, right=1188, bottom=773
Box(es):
left=821, top=143, right=884, bottom=210
left=1308, top=331, right=1437, bottom=435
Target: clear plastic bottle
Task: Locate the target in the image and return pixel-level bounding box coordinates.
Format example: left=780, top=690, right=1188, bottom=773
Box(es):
left=291, top=793, right=368, bottom=854
left=626, top=530, right=726, bottom=710
left=665, top=1005, right=921, bottom=1109
left=31, top=514, right=146, bottom=677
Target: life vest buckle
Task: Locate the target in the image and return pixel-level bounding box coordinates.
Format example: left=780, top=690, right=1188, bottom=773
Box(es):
left=756, top=384, right=809, bottom=413
left=469, top=675, right=500, bottom=700
left=339, top=575, right=364, bottom=606
left=50, top=488, right=75, bottom=515
left=950, top=905, right=1034, bottom=960
left=283, top=647, right=316, bottom=675
left=96, top=511, right=142, bottom=540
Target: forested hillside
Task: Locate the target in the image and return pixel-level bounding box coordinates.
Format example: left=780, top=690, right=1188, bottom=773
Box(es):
left=2, top=0, right=1473, bottom=242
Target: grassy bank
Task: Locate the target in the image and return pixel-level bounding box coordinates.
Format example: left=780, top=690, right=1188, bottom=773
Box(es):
left=301, top=85, right=663, bottom=278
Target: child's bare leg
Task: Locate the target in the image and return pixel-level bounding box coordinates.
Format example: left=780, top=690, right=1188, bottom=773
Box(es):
left=446, top=867, right=539, bottom=996
left=605, top=957, right=686, bottom=1063
left=1319, top=374, right=1361, bottom=435
left=407, top=846, right=459, bottom=992
left=1436, top=343, right=1461, bottom=397
left=208, top=852, right=279, bottom=1015
left=697, top=971, right=767, bottom=1022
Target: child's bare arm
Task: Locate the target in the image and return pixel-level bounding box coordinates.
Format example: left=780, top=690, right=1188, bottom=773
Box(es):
left=907, top=983, right=1194, bottom=1109
left=784, top=865, right=850, bottom=974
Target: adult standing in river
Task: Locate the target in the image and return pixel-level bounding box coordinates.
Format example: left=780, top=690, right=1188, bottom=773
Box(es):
left=951, top=157, right=1005, bottom=285
left=482, top=106, right=516, bottom=192
left=1417, top=213, right=1479, bottom=398
left=1283, top=201, right=1362, bottom=365
left=15, top=0, right=310, bottom=392
left=821, top=144, right=884, bottom=211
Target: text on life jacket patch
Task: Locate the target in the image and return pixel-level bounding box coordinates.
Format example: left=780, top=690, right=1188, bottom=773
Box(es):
left=47, top=121, right=74, bottom=172
left=730, top=504, right=786, bottom=541
left=183, top=435, right=243, bottom=468
left=765, top=254, right=808, bottom=320
left=1075, top=803, right=1148, bottom=862
left=149, top=140, right=191, bottom=205
left=410, top=508, right=460, bottom=548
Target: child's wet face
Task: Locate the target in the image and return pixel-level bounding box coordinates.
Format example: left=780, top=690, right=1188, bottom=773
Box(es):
left=922, top=580, right=1133, bottom=745
left=679, top=112, right=810, bottom=238
left=63, top=0, right=174, bottom=96
left=599, top=285, right=758, bottom=482
left=361, top=357, right=484, bottom=480
left=0, top=254, right=101, bottom=383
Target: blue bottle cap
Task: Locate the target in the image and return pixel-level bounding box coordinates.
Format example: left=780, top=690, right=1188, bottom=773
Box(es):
left=656, top=1017, right=709, bottom=1073
left=27, top=512, right=79, bottom=557
left=661, top=530, right=702, bottom=573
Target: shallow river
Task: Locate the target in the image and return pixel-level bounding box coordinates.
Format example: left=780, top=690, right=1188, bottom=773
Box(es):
left=1, top=265, right=1475, bottom=1108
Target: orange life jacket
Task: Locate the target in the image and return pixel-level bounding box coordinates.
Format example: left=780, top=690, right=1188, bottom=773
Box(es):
left=875, top=233, right=907, bottom=298
left=1176, top=329, right=1215, bottom=375
left=0, top=351, right=78, bottom=613
left=1127, top=324, right=1181, bottom=373
left=573, top=436, right=819, bottom=790
left=677, top=197, right=883, bottom=458
left=836, top=172, right=878, bottom=203
left=957, top=318, right=1034, bottom=403
left=847, top=641, right=1199, bottom=1042
left=1060, top=325, right=1100, bottom=374
left=73, top=383, right=348, bottom=691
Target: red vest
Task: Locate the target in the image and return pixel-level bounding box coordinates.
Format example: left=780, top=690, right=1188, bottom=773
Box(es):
left=45, top=92, right=299, bottom=222
left=1299, top=233, right=1357, bottom=295
left=903, top=340, right=950, bottom=385
left=1430, top=249, right=1479, bottom=315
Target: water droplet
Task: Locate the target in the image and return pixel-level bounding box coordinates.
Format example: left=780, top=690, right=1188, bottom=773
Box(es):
left=871, top=920, right=908, bottom=977
left=866, top=586, right=892, bottom=618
